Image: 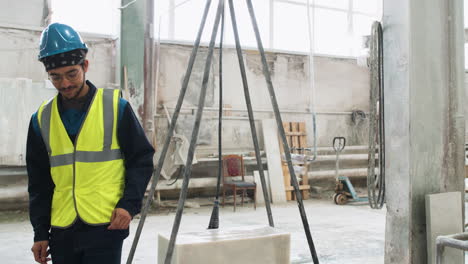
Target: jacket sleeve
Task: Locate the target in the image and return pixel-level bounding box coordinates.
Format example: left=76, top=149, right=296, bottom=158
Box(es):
left=116, top=102, right=155, bottom=217
left=26, top=115, right=54, bottom=242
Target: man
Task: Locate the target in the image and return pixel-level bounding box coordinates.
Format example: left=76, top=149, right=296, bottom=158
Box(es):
left=27, top=23, right=155, bottom=264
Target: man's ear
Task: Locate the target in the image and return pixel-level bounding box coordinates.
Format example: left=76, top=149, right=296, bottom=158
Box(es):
left=82, top=59, right=89, bottom=73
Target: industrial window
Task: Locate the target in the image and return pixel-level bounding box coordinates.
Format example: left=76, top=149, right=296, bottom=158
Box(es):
left=50, top=0, right=119, bottom=36
left=158, top=0, right=382, bottom=57
left=313, top=7, right=349, bottom=56
left=50, top=0, right=381, bottom=57
left=273, top=1, right=309, bottom=52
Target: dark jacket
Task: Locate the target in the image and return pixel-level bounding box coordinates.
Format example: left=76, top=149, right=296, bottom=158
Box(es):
left=27, top=81, right=154, bottom=242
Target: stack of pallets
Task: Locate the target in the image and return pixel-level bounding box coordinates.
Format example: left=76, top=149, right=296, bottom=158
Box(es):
left=280, top=122, right=310, bottom=201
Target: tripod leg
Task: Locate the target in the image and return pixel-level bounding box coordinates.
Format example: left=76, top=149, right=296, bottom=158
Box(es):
left=228, top=0, right=274, bottom=227
left=125, top=1, right=214, bottom=263
left=245, top=0, right=319, bottom=262
left=164, top=1, right=225, bottom=263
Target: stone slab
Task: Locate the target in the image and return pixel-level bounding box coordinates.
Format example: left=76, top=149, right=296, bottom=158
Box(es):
left=261, top=119, right=287, bottom=203
left=254, top=170, right=270, bottom=204
left=158, top=226, right=290, bottom=264
left=425, top=191, right=464, bottom=264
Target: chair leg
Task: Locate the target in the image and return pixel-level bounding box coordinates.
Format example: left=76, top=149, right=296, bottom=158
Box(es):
left=222, top=187, right=225, bottom=208
left=233, top=187, right=236, bottom=212
left=254, top=188, right=257, bottom=210
left=241, top=189, right=245, bottom=207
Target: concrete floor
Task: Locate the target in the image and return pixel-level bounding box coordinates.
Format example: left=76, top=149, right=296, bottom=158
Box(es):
left=0, top=198, right=387, bottom=264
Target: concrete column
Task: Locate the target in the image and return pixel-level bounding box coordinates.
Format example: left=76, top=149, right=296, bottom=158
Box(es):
left=121, top=0, right=145, bottom=119
left=120, top=0, right=156, bottom=144
left=384, top=0, right=465, bottom=263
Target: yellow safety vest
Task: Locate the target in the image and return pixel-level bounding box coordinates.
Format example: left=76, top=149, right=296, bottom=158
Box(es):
left=37, top=88, right=125, bottom=228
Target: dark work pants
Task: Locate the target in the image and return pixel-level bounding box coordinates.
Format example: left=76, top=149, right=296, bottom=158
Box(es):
left=49, top=219, right=128, bottom=264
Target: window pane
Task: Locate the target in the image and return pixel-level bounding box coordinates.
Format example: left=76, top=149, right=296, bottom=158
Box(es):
left=353, top=0, right=382, bottom=15
left=224, top=0, right=269, bottom=48
left=174, top=0, right=217, bottom=42
left=314, top=8, right=350, bottom=56
left=51, top=0, right=119, bottom=36
left=353, top=14, right=375, bottom=37
left=273, top=2, right=309, bottom=52
left=315, top=0, right=348, bottom=9
left=155, top=0, right=170, bottom=40
left=282, top=0, right=348, bottom=9
left=352, top=14, right=375, bottom=56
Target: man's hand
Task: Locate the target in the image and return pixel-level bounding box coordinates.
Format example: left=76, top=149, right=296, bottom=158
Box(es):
left=31, top=240, right=50, bottom=264
left=108, top=208, right=132, bottom=230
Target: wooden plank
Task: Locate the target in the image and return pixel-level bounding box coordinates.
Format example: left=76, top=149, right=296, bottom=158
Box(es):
left=261, top=119, right=287, bottom=203
left=284, top=185, right=311, bottom=191
left=279, top=122, right=311, bottom=201
left=291, top=122, right=300, bottom=153
left=291, top=191, right=310, bottom=201
left=282, top=163, right=292, bottom=201
left=223, top=104, right=232, bottom=116
left=155, top=176, right=254, bottom=190
left=280, top=122, right=311, bottom=201
left=282, top=122, right=291, bottom=151
left=299, top=123, right=307, bottom=154
left=284, top=132, right=307, bottom=136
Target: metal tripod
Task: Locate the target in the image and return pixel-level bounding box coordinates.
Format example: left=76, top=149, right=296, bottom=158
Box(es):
left=126, top=1, right=319, bottom=263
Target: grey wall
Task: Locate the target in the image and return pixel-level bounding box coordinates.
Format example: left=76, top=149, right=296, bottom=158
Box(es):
left=0, top=31, right=371, bottom=166
left=0, top=26, right=117, bottom=88
left=0, top=26, right=117, bottom=166
left=0, top=0, right=48, bottom=28
left=155, top=43, right=371, bottom=155
left=0, top=79, right=56, bottom=166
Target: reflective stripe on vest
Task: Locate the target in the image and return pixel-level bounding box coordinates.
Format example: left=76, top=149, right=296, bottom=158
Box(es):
left=38, top=88, right=125, bottom=228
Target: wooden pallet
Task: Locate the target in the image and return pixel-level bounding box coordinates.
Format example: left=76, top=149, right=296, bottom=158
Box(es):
left=280, top=122, right=310, bottom=201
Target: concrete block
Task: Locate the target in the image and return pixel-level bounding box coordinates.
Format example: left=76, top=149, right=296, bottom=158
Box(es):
left=261, top=119, right=287, bottom=203
left=158, top=226, right=290, bottom=264
left=425, top=192, right=464, bottom=264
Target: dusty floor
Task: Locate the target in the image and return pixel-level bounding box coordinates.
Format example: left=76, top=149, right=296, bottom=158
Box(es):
left=0, top=197, right=387, bottom=264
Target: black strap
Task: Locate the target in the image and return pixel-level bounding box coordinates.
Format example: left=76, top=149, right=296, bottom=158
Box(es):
left=207, top=4, right=225, bottom=230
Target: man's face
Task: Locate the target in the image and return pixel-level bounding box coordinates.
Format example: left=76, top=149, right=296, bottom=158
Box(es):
left=47, top=60, right=88, bottom=99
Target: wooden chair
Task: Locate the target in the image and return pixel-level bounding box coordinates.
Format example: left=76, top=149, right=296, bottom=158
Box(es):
left=221, top=155, right=256, bottom=211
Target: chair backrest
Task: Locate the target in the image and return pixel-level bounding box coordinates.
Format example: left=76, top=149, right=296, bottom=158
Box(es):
left=222, top=155, right=245, bottom=182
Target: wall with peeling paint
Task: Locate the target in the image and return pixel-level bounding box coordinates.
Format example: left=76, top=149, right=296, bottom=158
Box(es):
left=0, top=27, right=117, bottom=166
left=0, top=79, right=56, bottom=166
left=0, top=32, right=371, bottom=166
left=156, top=43, right=371, bottom=156
left=0, top=27, right=117, bottom=88
left=0, top=0, right=47, bottom=28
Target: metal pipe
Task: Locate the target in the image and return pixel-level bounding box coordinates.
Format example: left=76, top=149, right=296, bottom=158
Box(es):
left=306, top=0, right=317, bottom=162
left=143, top=0, right=156, bottom=145
left=245, top=0, right=319, bottom=262
left=228, top=0, right=274, bottom=227
left=436, top=233, right=468, bottom=264
left=164, top=1, right=224, bottom=263
left=162, top=106, right=363, bottom=115
left=125, top=1, right=214, bottom=263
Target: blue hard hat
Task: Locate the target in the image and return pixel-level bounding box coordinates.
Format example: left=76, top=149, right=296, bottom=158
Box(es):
left=38, top=23, right=88, bottom=60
